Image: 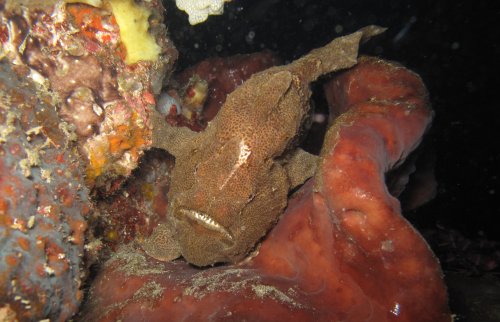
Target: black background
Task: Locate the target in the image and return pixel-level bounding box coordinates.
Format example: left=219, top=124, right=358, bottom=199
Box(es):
left=162, top=0, right=500, bottom=240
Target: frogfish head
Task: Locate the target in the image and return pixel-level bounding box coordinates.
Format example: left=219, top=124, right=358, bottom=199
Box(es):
left=168, top=164, right=288, bottom=266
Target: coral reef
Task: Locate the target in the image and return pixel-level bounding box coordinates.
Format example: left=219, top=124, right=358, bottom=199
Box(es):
left=0, top=61, right=91, bottom=321
left=0, top=0, right=178, bottom=319
left=0, top=0, right=177, bottom=193
left=80, top=57, right=450, bottom=321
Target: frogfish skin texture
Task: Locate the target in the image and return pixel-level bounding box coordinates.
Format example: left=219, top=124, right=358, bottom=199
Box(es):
left=151, top=27, right=385, bottom=266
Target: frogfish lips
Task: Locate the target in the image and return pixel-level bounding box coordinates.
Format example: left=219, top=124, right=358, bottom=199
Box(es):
left=174, top=208, right=237, bottom=266
left=177, top=208, right=234, bottom=242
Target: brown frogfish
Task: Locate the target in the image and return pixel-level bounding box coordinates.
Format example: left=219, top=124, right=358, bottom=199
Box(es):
left=148, top=26, right=385, bottom=266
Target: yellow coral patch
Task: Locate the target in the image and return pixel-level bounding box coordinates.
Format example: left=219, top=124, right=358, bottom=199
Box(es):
left=108, top=0, right=161, bottom=65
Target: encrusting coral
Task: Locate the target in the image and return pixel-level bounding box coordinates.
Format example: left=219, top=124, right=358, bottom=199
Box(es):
left=0, top=0, right=177, bottom=193
left=0, top=61, right=91, bottom=321
left=0, top=1, right=177, bottom=319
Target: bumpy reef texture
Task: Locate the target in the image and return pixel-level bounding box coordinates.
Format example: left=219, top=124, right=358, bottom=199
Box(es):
left=95, top=149, right=174, bottom=249
left=0, top=0, right=177, bottom=193
left=1, top=0, right=177, bottom=319
left=0, top=61, right=91, bottom=320
left=81, top=57, right=450, bottom=321
left=150, top=27, right=385, bottom=266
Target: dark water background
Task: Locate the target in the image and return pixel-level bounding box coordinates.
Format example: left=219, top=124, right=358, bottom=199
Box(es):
left=162, top=0, right=500, bottom=241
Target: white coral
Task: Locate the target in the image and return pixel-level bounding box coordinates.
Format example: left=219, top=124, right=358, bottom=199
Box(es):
left=175, top=0, right=232, bottom=25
